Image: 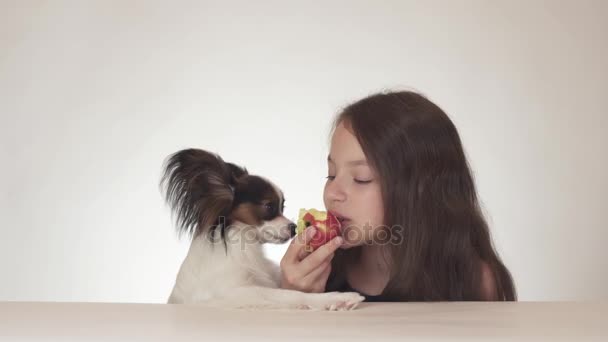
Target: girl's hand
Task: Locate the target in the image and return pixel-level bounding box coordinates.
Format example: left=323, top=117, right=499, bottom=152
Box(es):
left=279, top=226, right=343, bottom=293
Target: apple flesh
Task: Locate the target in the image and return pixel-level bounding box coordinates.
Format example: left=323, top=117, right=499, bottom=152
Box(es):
left=296, top=208, right=342, bottom=251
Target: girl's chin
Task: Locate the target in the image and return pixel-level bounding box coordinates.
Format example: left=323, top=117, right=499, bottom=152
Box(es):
left=338, top=242, right=356, bottom=249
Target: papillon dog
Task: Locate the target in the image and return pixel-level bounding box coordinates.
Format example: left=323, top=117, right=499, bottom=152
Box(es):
left=160, top=148, right=364, bottom=310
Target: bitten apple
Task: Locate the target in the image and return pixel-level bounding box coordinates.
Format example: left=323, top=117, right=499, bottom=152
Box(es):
left=296, top=208, right=342, bottom=251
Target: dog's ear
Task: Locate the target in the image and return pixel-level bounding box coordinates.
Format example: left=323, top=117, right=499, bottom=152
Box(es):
left=226, top=162, right=248, bottom=189
left=160, top=148, right=236, bottom=238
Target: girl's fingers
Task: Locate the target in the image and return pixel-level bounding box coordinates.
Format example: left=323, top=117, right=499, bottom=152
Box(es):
left=298, top=236, right=343, bottom=276
left=302, top=258, right=331, bottom=284
left=282, top=226, right=317, bottom=263
left=316, top=262, right=333, bottom=283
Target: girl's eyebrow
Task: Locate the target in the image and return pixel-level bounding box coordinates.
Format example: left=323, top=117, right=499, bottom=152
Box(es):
left=327, top=155, right=368, bottom=166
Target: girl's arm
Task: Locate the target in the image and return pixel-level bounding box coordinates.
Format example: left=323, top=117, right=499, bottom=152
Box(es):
left=480, top=261, right=498, bottom=301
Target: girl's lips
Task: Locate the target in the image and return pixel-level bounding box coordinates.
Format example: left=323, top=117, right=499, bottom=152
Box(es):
left=337, top=217, right=351, bottom=227
left=329, top=211, right=349, bottom=223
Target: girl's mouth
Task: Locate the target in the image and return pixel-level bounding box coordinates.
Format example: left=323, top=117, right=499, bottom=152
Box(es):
left=337, top=216, right=350, bottom=227
left=333, top=214, right=344, bottom=222
left=329, top=211, right=350, bottom=227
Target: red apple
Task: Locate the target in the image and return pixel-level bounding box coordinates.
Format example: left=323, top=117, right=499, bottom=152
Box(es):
left=296, top=209, right=342, bottom=251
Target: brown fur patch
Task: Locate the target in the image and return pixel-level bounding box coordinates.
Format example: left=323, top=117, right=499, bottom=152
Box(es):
left=230, top=203, right=262, bottom=226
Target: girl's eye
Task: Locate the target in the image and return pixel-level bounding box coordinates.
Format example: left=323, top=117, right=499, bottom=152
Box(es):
left=327, top=176, right=372, bottom=184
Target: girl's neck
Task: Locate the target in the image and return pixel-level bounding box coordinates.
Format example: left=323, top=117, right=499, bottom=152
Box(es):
left=346, top=244, right=391, bottom=296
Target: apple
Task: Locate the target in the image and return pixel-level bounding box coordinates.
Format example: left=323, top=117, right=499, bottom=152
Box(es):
left=296, top=208, right=342, bottom=251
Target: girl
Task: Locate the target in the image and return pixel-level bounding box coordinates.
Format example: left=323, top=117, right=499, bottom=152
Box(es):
left=280, top=90, right=516, bottom=301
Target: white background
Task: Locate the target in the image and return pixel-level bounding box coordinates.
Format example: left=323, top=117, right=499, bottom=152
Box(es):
left=1, top=0, right=606, bottom=303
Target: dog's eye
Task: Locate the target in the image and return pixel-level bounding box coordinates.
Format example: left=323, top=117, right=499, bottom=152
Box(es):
left=263, top=203, right=278, bottom=219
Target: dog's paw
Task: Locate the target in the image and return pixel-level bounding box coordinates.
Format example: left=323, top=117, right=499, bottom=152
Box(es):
left=306, top=292, right=365, bottom=311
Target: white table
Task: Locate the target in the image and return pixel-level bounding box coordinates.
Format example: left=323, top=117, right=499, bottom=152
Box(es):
left=1, top=301, right=606, bottom=341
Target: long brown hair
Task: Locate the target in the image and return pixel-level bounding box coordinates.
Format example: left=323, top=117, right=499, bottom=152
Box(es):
left=325, top=90, right=517, bottom=301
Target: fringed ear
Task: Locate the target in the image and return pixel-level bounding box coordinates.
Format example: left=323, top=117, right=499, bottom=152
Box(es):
left=160, top=148, right=236, bottom=238
left=226, top=162, right=248, bottom=193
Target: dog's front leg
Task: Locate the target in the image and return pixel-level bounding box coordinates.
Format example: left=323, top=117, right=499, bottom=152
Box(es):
left=202, top=286, right=365, bottom=311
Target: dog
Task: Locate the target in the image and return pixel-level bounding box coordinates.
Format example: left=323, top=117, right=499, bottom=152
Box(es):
left=160, top=148, right=364, bottom=310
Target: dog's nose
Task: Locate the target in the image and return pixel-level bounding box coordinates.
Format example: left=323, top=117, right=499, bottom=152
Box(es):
left=288, top=223, right=297, bottom=237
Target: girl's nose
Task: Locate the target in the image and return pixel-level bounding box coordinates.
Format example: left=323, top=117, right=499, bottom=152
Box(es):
left=325, top=178, right=347, bottom=203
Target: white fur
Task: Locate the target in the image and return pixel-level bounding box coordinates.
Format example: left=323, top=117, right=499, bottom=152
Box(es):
left=168, top=220, right=365, bottom=311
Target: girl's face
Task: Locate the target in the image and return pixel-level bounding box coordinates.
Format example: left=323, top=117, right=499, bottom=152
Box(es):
left=323, top=121, right=385, bottom=249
